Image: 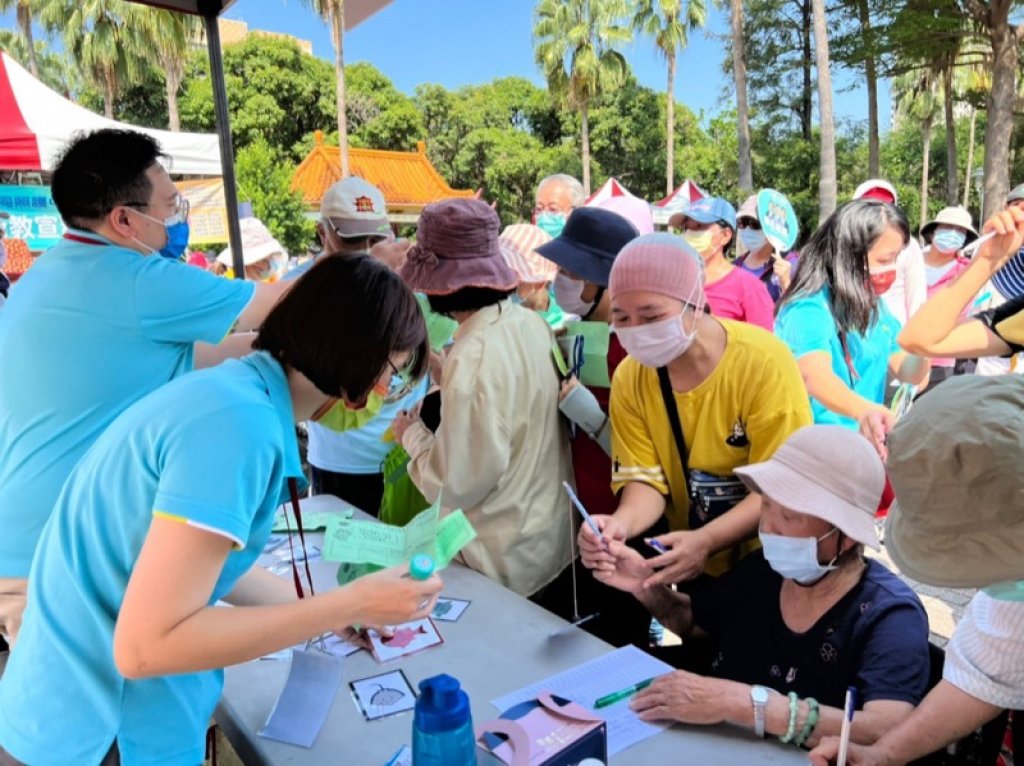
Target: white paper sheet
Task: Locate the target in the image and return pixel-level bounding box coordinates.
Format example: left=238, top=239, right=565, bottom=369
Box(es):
left=490, top=645, right=674, bottom=756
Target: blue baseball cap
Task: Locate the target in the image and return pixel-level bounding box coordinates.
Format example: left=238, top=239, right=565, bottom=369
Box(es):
left=535, top=207, right=640, bottom=287
left=670, top=197, right=737, bottom=231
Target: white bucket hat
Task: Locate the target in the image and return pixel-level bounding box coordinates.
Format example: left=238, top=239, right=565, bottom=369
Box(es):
left=735, top=425, right=885, bottom=550
left=920, top=206, right=979, bottom=244
left=217, top=217, right=285, bottom=266
left=886, top=375, right=1024, bottom=588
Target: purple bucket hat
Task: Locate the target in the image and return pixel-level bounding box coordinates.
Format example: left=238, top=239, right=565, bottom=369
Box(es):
left=400, top=198, right=518, bottom=295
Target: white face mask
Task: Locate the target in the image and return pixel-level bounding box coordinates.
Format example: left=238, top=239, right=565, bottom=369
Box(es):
left=759, top=527, right=840, bottom=585
left=616, top=309, right=699, bottom=368
left=553, top=273, right=595, bottom=317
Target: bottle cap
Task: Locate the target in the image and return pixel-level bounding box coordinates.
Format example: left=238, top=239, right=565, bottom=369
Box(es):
left=414, top=674, right=471, bottom=733
left=409, top=554, right=435, bottom=581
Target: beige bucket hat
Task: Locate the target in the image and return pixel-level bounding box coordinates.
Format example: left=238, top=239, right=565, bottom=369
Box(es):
left=886, top=375, right=1024, bottom=588
left=920, top=206, right=979, bottom=243
left=735, top=425, right=885, bottom=550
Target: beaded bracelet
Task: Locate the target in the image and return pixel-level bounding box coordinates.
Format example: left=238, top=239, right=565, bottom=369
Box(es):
left=778, top=691, right=800, bottom=744
left=794, top=697, right=820, bottom=747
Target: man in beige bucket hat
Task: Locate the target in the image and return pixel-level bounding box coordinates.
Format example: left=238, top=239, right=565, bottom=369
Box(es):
left=811, top=375, right=1024, bottom=766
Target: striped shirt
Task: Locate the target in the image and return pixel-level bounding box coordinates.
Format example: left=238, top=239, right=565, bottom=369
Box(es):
left=943, top=591, right=1024, bottom=708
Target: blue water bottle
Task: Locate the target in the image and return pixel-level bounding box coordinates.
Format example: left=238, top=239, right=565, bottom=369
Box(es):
left=412, top=674, right=476, bottom=765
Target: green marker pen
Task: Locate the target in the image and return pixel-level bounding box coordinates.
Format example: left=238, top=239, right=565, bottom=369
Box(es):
left=594, top=678, right=654, bottom=709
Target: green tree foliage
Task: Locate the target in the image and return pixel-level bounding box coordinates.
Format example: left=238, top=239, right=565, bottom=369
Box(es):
left=345, top=62, right=425, bottom=150
left=38, top=0, right=151, bottom=119
left=179, top=35, right=336, bottom=153
left=234, top=137, right=314, bottom=256
left=533, top=0, right=632, bottom=194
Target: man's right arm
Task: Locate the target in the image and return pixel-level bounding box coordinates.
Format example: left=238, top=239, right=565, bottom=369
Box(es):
left=233, top=280, right=293, bottom=332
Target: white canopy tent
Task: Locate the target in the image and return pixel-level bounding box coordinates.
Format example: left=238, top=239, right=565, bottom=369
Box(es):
left=0, top=52, right=221, bottom=175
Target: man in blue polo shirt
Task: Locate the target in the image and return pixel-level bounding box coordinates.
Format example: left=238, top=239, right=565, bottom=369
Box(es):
left=0, top=129, right=289, bottom=647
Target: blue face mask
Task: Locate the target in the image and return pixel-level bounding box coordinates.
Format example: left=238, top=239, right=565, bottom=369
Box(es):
left=536, top=212, right=567, bottom=239
left=161, top=220, right=190, bottom=260
left=739, top=228, right=769, bottom=253
left=129, top=206, right=190, bottom=260
left=933, top=229, right=967, bottom=254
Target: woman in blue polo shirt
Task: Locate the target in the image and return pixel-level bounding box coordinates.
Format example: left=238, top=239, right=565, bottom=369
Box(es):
left=0, top=256, right=442, bottom=766
left=775, top=200, right=929, bottom=434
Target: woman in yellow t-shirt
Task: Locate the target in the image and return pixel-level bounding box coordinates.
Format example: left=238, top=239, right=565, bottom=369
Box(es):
left=579, top=233, right=812, bottom=586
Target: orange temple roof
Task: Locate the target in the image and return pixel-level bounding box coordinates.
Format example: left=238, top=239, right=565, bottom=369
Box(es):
left=291, top=132, right=474, bottom=214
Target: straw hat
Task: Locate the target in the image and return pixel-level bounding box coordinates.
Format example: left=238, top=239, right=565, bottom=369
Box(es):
left=498, top=224, right=556, bottom=284
left=886, top=375, right=1024, bottom=588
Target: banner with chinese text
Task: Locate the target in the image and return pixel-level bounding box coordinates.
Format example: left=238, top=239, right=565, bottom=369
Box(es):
left=0, top=185, right=65, bottom=251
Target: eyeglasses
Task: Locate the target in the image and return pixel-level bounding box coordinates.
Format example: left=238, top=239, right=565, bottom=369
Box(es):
left=737, top=218, right=761, bottom=231
left=125, top=194, right=190, bottom=224
left=382, top=356, right=419, bottom=403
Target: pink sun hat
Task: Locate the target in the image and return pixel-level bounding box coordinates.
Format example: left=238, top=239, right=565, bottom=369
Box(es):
left=596, top=196, right=655, bottom=235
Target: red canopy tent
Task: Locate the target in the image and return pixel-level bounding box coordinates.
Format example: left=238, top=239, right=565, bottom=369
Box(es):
left=653, top=180, right=707, bottom=225
left=0, top=52, right=220, bottom=174
left=583, top=177, right=638, bottom=207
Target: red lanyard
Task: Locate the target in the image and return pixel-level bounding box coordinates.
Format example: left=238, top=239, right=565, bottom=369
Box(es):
left=282, top=478, right=316, bottom=599
left=63, top=231, right=107, bottom=246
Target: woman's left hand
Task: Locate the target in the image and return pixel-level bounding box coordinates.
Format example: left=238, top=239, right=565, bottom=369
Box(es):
left=392, top=405, right=422, bottom=443
left=630, top=671, right=736, bottom=725
left=641, top=529, right=712, bottom=587
left=773, top=254, right=793, bottom=290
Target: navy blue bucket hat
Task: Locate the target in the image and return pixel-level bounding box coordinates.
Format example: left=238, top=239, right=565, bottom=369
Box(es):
left=535, top=207, right=639, bottom=287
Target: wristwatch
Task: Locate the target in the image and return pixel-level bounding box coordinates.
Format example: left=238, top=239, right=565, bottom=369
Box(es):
left=750, top=685, right=769, bottom=738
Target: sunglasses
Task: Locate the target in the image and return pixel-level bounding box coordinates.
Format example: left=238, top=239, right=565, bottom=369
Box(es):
left=737, top=218, right=761, bottom=231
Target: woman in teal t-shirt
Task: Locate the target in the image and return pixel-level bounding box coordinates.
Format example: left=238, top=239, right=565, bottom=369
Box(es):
left=775, top=200, right=929, bottom=434
left=0, top=256, right=443, bottom=766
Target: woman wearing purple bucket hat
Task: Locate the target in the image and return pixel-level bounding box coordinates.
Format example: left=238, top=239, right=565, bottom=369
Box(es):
left=392, top=198, right=577, bottom=610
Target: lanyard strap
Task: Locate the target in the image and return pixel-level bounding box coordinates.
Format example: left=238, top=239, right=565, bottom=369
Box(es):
left=657, top=366, right=690, bottom=494
left=283, top=478, right=316, bottom=599
left=63, top=231, right=107, bottom=246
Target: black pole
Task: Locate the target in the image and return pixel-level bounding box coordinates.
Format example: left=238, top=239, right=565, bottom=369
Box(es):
left=200, top=2, right=246, bottom=281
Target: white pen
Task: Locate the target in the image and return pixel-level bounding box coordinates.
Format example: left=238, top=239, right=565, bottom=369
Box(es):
left=837, top=686, right=857, bottom=766
left=962, top=230, right=996, bottom=256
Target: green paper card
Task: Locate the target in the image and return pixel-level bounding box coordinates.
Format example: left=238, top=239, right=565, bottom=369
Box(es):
left=565, top=321, right=611, bottom=388
left=271, top=510, right=348, bottom=533
left=322, top=495, right=475, bottom=570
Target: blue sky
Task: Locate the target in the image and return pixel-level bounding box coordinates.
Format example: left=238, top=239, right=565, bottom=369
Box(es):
left=2, top=0, right=890, bottom=130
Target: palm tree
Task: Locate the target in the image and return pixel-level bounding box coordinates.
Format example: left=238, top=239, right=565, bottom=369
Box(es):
left=727, top=0, right=753, bottom=192
left=303, top=0, right=350, bottom=177
left=895, top=70, right=940, bottom=225
left=138, top=9, right=196, bottom=132
left=810, top=0, right=836, bottom=221
left=853, top=0, right=880, bottom=177
left=534, top=0, right=632, bottom=196
left=39, top=0, right=149, bottom=119
left=0, top=0, right=40, bottom=78
left=634, top=0, right=707, bottom=195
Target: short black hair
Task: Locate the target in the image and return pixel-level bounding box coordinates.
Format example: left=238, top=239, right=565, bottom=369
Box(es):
left=51, top=129, right=168, bottom=228
left=427, top=287, right=513, bottom=318
left=255, top=255, right=429, bottom=401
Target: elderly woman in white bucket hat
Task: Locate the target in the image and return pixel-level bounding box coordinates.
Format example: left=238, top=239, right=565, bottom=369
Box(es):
left=811, top=375, right=1024, bottom=766
left=216, top=217, right=286, bottom=282
left=583, top=425, right=929, bottom=751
